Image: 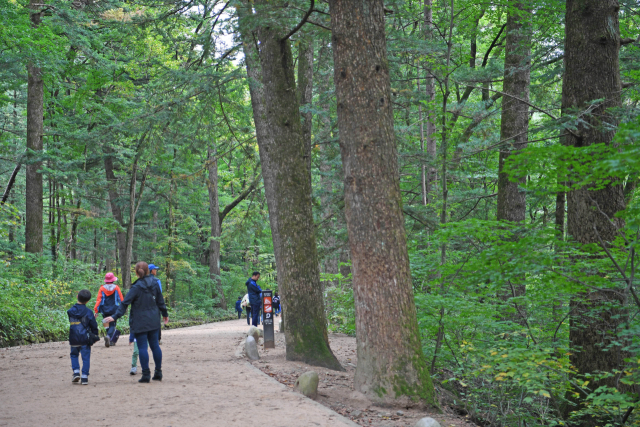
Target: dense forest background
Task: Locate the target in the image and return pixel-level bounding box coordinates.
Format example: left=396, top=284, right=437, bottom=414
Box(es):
left=2, top=0, right=640, bottom=425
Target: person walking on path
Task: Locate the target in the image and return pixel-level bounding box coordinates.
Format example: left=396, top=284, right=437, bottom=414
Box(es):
left=235, top=297, right=243, bottom=319
left=246, top=272, right=262, bottom=327
left=241, top=294, right=251, bottom=325
left=103, top=262, right=169, bottom=384
left=94, top=272, right=124, bottom=347
left=68, top=289, right=99, bottom=385
left=272, top=292, right=281, bottom=317
left=149, top=264, right=163, bottom=344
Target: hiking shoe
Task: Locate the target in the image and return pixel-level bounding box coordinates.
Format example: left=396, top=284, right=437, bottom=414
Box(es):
left=139, top=369, right=151, bottom=383
left=72, top=373, right=80, bottom=383
left=110, top=341, right=116, bottom=347
left=81, top=378, right=88, bottom=385
left=158, top=340, right=162, bottom=346
left=130, top=367, right=137, bottom=375
left=152, top=369, right=162, bottom=381
left=104, top=336, right=110, bottom=348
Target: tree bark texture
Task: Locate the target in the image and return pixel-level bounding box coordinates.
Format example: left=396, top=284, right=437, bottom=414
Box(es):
left=496, top=1, right=531, bottom=223
left=25, top=3, right=44, bottom=254
left=297, top=35, right=314, bottom=179
left=328, top=0, right=435, bottom=406
left=562, top=1, right=628, bottom=423
left=207, top=148, right=225, bottom=308
left=423, top=0, right=437, bottom=198
left=104, top=153, right=130, bottom=287
left=238, top=2, right=342, bottom=370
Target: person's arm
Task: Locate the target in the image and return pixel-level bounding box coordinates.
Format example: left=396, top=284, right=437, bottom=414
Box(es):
left=112, top=287, right=136, bottom=321
left=94, top=289, right=103, bottom=314
left=155, top=287, right=169, bottom=319
left=88, top=311, right=99, bottom=335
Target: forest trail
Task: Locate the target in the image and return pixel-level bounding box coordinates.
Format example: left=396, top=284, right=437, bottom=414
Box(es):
left=0, top=319, right=357, bottom=427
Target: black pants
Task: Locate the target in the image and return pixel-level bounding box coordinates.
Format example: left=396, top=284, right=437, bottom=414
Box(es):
left=245, top=307, right=251, bottom=325
left=237, top=309, right=242, bottom=319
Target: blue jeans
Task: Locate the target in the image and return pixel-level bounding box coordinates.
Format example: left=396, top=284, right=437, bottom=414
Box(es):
left=251, top=303, right=261, bottom=327
left=70, top=345, right=91, bottom=377
left=135, top=329, right=162, bottom=372
left=102, top=315, right=117, bottom=338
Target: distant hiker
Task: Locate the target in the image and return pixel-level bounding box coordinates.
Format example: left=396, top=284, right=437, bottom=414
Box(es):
left=149, top=264, right=162, bottom=292
left=149, top=264, right=163, bottom=344
left=241, top=293, right=251, bottom=325
left=129, top=332, right=139, bottom=375
left=68, top=289, right=99, bottom=385
left=94, top=272, right=124, bottom=347
left=246, top=272, right=262, bottom=327
left=273, top=292, right=281, bottom=317
left=103, top=261, right=169, bottom=384
left=235, top=296, right=243, bottom=319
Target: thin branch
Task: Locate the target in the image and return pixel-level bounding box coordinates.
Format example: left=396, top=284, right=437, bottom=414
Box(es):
left=281, top=0, right=314, bottom=42
left=219, top=172, right=262, bottom=226
left=481, top=23, right=506, bottom=68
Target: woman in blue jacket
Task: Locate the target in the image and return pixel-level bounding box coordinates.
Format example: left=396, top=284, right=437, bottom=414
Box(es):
left=103, top=261, right=169, bottom=383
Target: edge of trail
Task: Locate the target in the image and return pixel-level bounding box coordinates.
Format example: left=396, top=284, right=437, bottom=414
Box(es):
left=0, top=319, right=358, bottom=426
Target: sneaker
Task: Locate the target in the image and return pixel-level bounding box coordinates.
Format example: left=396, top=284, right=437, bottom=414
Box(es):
left=158, top=340, right=162, bottom=346
left=130, top=367, right=137, bottom=375
left=81, top=377, right=88, bottom=385
left=104, top=336, right=110, bottom=348
left=72, top=373, right=80, bottom=383
left=110, top=342, right=116, bottom=347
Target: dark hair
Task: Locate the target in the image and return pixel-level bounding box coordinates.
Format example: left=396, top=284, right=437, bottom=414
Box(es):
left=275, top=292, right=278, bottom=296
left=252, top=271, right=260, bottom=277
left=78, top=289, right=91, bottom=303
left=135, top=261, right=150, bottom=279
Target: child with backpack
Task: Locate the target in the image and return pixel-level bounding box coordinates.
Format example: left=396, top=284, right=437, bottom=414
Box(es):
left=68, top=289, right=99, bottom=385
left=94, top=272, right=124, bottom=347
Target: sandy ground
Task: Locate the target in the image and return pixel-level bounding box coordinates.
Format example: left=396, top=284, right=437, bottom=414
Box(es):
left=0, top=319, right=358, bottom=427
left=253, top=327, right=478, bottom=427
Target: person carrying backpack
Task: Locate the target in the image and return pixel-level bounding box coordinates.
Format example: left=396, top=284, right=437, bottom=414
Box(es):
left=94, top=272, right=124, bottom=347
left=68, top=289, right=99, bottom=385
left=272, top=292, right=281, bottom=317
left=241, top=293, right=251, bottom=325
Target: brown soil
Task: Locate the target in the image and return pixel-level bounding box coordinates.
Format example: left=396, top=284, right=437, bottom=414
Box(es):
left=253, top=327, right=478, bottom=427
left=0, top=319, right=357, bottom=427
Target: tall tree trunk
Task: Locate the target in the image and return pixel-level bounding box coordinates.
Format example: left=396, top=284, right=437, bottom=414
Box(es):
left=152, top=210, right=158, bottom=258
left=423, top=0, right=437, bottom=198
left=496, top=1, right=531, bottom=317
left=104, top=153, right=130, bottom=287
left=70, top=191, right=81, bottom=260
left=496, top=1, right=531, bottom=223
left=563, top=1, right=628, bottom=424
left=328, top=0, right=435, bottom=405
left=298, top=35, right=314, bottom=178
left=25, top=1, right=44, bottom=254
left=238, top=1, right=342, bottom=370
left=207, top=148, right=225, bottom=308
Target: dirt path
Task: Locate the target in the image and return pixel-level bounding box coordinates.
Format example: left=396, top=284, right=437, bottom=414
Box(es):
left=0, top=319, right=357, bottom=427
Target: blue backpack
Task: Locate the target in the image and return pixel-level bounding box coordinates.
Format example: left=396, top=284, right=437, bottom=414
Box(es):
left=69, top=314, right=100, bottom=346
